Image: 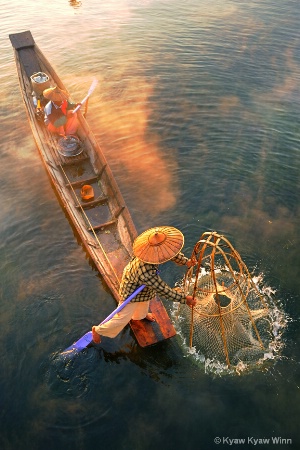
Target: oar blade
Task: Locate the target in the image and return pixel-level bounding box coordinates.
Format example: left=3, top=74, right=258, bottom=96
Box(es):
left=61, top=331, right=93, bottom=355
left=88, top=77, right=98, bottom=95
left=60, top=285, right=145, bottom=357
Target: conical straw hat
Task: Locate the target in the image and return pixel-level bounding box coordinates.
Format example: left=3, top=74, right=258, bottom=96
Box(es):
left=133, top=226, right=184, bottom=264
left=43, top=86, right=69, bottom=102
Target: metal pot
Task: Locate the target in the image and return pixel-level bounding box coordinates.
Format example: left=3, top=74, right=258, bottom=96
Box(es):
left=57, top=135, right=83, bottom=157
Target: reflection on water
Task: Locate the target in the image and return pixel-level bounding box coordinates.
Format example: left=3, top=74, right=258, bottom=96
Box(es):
left=1, top=0, right=300, bottom=449
left=93, top=72, right=179, bottom=215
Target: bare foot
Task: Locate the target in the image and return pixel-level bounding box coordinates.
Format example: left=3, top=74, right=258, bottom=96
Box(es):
left=145, top=313, right=156, bottom=322
left=92, top=326, right=101, bottom=343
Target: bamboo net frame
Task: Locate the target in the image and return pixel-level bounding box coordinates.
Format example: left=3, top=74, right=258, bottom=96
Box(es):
left=184, top=231, right=269, bottom=367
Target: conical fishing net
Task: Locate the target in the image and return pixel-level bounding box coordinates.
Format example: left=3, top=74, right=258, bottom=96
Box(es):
left=181, top=232, right=271, bottom=367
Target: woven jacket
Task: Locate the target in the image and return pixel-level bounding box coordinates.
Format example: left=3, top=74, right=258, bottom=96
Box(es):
left=119, top=252, right=188, bottom=304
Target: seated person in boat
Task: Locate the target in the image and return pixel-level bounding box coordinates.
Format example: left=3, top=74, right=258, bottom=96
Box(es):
left=92, top=226, right=196, bottom=343
left=43, top=86, right=79, bottom=135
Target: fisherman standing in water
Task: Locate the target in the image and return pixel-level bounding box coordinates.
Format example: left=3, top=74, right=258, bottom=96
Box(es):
left=92, top=226, right=196, bottom=343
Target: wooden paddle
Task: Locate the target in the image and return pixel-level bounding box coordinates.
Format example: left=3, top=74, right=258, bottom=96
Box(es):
left=72, top=78, right=98, bottom=114
left=61, top=285, right=145, bottom=355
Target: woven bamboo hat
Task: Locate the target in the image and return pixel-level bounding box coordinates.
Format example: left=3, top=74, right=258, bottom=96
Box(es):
left=133, top=226, right=184, bottom=264
left=43, top=86, right=69, bottom=102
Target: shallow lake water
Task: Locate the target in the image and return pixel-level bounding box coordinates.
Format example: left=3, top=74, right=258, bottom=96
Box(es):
left=0, top=1, right=299, bottom=449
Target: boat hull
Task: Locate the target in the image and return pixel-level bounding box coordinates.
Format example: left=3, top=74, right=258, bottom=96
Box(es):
left=9, top=30, right=177, bottom=347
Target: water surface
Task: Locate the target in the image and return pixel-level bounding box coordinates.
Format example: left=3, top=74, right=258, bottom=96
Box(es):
left=0, top=1, right=299, bottom=449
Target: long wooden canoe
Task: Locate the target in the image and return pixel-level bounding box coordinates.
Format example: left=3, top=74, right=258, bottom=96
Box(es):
left=9, top=30, right=176, bottom=347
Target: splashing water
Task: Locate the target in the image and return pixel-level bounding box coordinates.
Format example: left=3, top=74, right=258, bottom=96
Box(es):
left=172, top=272, right=288, bottom=376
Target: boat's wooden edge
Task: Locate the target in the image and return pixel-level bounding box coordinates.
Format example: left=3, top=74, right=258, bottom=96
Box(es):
left=130, top=297, right=177, bottom=347
left=9, top=30, right=35, bottom=50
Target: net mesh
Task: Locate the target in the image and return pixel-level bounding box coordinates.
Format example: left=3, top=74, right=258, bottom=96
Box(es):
left=181, top=232, right=271, bottom=367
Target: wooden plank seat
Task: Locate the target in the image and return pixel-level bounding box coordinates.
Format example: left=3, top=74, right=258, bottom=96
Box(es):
left=60, top=152, right=90, bottom=167
left=75, top=195, right=108, bottom=209
left=88, top=218, right=117, bottom=232
left=86, top=205, right=125, bottom=231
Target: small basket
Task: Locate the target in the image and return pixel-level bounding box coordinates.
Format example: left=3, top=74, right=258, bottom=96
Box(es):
left=30, top=72, right=51, bottom=96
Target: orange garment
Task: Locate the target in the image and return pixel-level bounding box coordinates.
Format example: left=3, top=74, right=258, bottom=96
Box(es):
left=47, top=111, right=79, bottom=135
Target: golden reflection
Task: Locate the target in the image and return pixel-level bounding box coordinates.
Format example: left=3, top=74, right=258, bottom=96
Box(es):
left=84, top=74, right=179, bottom=216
